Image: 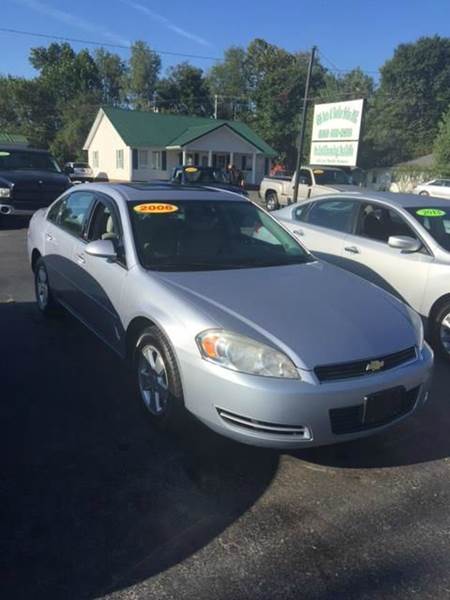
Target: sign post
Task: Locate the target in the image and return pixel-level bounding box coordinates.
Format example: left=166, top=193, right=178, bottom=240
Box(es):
left=293, top=46, right=316, bottom=204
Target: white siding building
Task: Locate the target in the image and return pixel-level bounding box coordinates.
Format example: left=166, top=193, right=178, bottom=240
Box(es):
left=84, top=107, right=277, bottom=184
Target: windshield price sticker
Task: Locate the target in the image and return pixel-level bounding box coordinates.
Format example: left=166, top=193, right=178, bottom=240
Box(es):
left=0, top=151, right=10, bottom=156
left=134, top=203, right=179, bottom=214
left=185, top=166, right=198, bottom=173
left=416, top=208, right=446, bottom=217
left=313, top=169, right=324, bottom=175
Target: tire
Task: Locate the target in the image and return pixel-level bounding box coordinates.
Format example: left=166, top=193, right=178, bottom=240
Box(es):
left=265, top=190, right=279, bottom=211
left=34, top=258, right=59, bottom=316
left=431, top=301, right=450, bottom=362
left=133, top=326, right=186, bottom=429
left=419, top=191, right=429, bottom=196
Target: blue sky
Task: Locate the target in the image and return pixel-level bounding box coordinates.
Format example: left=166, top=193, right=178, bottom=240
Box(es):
left=2, top=0, right=450, bottom=80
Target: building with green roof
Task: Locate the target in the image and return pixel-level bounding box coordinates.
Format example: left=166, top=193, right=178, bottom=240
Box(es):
left=83, top=107, right=277, bottom=184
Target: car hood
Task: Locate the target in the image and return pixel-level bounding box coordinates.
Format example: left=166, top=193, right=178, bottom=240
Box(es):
left=156, top=261, right=416, bottom=370
left=0, top=170, right=70, bottom=186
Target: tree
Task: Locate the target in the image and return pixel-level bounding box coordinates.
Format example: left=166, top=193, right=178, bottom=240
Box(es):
left=126, top=41, right=161, bottom=110
left=367, top=36, right=450, bottom=166
left=94, top=48, right=126, bottom=105
left=244, top=39, right=325, bottom=168
left=433, top=104, right=450, bottom=173
left=156, top=62, right=212, bottom=116
left=207, top=47, right=250, bottom=119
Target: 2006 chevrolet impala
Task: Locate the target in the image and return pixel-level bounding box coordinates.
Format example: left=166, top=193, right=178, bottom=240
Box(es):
left=27, top=183, right=433, bottom=448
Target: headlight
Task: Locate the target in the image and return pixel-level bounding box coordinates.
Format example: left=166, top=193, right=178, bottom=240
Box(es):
left=406, top=306, right=424, bottom=351
left=196, top=330, right=300, bottom=379
left=0, top=187, right=11, bottom=198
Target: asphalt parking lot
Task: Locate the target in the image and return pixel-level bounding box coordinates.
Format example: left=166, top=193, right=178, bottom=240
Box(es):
left=2, top=216, right=450, bottom=600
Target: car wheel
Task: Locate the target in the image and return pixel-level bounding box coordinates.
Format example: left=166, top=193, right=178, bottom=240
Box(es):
left=34, top=258, right=59, bottom=316
left=265, top=191, right=279, bottom=211
left=419, top=191, right=429, bottom=196
left=432, top=301, right=450, bottom=362
left=134, top=326, right=185, bottom=429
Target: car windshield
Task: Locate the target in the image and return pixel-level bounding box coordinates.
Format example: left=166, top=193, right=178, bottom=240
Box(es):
left=182, top=168, right=227, bottom=184
left=129, top=199, right=313, bottom=271
left=312, top=168, right=350, bottom=185
left=73, top=162, right=89, bottom=168
left=406, top=206, right=450, bottom=252
left=0, top=150, right=61, bottom=172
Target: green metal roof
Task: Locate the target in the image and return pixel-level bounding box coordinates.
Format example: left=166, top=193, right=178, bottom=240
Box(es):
left=102, top=106, right=276, bottom=156
left=0, top=132, right=29, bottom=145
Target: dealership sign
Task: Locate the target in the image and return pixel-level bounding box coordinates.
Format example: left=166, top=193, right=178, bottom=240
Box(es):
left=310, top=99, right=364, bottom=167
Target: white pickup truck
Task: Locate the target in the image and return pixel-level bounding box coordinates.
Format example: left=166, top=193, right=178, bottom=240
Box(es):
left=259, top=166, right=359, bottom=210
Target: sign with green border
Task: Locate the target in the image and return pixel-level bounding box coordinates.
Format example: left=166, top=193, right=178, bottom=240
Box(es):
left=416, top=208, right=446, bottom=217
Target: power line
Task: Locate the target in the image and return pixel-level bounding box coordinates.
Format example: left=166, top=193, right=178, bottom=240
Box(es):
left=0, top=27, right=222, bottom=61
left=318, top=49, right=379, bottom=76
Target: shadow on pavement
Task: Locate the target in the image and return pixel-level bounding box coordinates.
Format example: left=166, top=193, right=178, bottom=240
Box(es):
left=0, top=215, right=31, bottom=231
left=293, top=357, right=450, bottom=470
left=0, top=302, right=279, bottom=599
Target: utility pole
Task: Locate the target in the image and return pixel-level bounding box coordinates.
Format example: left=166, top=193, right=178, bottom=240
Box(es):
left=214, top=94, right=218, bottom=119
left=293, top=45, right=316, bottom=204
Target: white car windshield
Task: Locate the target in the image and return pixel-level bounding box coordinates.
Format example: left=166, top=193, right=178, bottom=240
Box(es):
left=129, top=200, right=313, bottom=271
left=406, top=206, right=450, bottom=252
left=0, top=150, right=61, bottom=172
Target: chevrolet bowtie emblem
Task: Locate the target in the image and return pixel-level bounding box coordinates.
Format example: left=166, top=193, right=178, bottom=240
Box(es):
left=366, top=359, right=385, bottom=373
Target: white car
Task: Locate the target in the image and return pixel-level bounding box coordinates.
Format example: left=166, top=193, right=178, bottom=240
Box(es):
left=414, top=179, right=450, bottom=199
left=274, top=191, right=450, bottom=361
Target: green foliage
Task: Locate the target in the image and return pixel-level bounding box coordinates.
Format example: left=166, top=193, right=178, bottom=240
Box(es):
left=433, top=104, right=450, bottom=170
left=94, top=48, right=126, bottom=105
left=366, top=36, right=450, bottom=166
left=207, top=47, right=251, bottom=119
left=156, top=62, right=212, bottom=116
left=125, top=41, right=161, bottom=110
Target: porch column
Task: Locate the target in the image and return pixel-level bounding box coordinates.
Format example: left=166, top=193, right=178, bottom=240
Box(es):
left=251, top=152, right=257, bottom=184
left=208, top=150, right=213, bottom=167
left=229, top=151, right=234, bottom=167
left=182, top=148, right=187, bottom=166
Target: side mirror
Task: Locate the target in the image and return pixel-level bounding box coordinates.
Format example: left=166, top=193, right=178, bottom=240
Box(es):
left=64, top=166, right=73, bottom=174
left=85, top=239, right=117, bottom=260
left=388, top=235, right=421, bottom=253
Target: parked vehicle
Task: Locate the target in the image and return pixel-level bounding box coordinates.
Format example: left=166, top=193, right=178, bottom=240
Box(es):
left=28, top=183, right=432, bottom=448
left=259, top=166, right=359, bottom=211
left=171, top=165, right=248, bottom=196
left=274, top=191, right=450, bottom=361
left=414, top=179, right=450, bottom=199
left=0, top=146, right=71, bottom=218
left=64, top=161, right=94, bottom=182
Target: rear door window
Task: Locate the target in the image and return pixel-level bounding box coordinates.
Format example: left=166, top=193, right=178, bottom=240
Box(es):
left=58, top=191, right=96, bottom=237
left=306, top=199, right=357, bottom=233
left=357, top=203, right=418, bottom=243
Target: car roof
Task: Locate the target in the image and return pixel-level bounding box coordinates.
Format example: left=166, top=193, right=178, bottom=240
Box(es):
left=300, top=190, right=450, bottom=209
left=78, top=182, right=248, bottom=203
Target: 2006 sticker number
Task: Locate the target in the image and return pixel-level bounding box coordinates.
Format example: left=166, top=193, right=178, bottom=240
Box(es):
left=133, top=203, right=179, bottom=214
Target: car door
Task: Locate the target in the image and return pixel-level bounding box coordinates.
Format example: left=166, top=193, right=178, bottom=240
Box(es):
left=340, top=201, right=433, bottom=312
left=70, top=194, right=129, bottom=352
left=43, top=190, right=96, bottom=305
left=284, top=198, right=358, bottom=266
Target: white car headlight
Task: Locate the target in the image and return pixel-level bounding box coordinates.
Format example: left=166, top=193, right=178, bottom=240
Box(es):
left=406, top=306, right=424, bottom=351
left=0, top=187, right=11, bottom=198
left=196, top=330, right=300, bottom=379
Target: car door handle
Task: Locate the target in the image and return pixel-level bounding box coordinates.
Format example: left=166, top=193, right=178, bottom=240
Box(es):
left=75, top=253, right=86, bottom=265
left=293, top=229, right=304, bottom=237
left=45, top=233, right=54, bottom=242
left=344, top=246, right=360, bottom=254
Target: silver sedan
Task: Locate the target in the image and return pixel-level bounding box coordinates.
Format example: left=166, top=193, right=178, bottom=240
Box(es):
left=27, top=184, right=433, bottom=448
left=273, top=191, right=450, bottom=362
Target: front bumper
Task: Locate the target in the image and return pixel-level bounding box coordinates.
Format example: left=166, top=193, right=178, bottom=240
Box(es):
left=179, top=343, right=434, bottom=449
left=0, top=203, right=34, bottom=216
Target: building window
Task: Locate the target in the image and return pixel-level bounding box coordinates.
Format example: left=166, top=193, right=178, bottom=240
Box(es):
left=92, top=151, right=99, bottom=168
left=132, top=149, right=138, bottom=170
left=151, top=151, right=161, bottom=170
left=161, top=151, right=167, bottom=171
left=116, top=149, right=124, bottom=169
left=139, top=150, right=148, bottom=168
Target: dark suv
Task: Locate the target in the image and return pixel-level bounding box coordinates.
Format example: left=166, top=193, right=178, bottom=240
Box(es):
left=0, top=147, right=71, bottom=218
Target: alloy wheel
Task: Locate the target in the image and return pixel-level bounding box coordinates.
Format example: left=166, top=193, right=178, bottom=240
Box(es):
left=36, top=265, right=49, bottom=310
left=138, top=344, right=169, bottom=415
left=440, top=312, right=450, bottom=355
